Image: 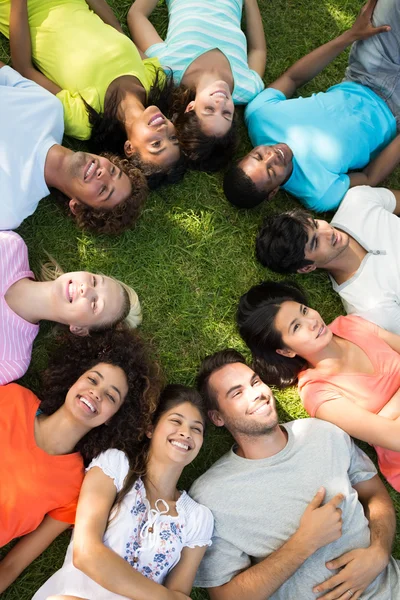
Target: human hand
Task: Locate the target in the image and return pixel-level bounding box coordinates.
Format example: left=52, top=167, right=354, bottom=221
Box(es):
left=348, top=0, right=390, bottom=42
left=312, top=546, right=389, bottom=599
left=297, top=487, right=343, bottom=554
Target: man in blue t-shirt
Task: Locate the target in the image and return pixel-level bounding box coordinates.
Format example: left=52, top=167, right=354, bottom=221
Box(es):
left=224, top=0, right=400, bottom=213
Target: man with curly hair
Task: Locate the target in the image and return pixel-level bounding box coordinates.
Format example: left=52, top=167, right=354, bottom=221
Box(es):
left=1, top=62, right=148, bottom=234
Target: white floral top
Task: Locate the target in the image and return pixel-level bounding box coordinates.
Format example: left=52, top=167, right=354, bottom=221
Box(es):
left=32, top=449, right=214, bottom=600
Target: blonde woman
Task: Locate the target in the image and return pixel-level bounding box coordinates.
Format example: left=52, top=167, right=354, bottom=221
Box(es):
left=0, top=230, right=141, bottom=385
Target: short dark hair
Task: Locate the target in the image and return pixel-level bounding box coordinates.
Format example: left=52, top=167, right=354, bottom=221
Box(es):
left=196, top=349, right=246, bottom=412
left=256, top=210, right=315, bottom=273
left=237, top=280, right=308, bottom=388
left=52, top=153, right=148, bottom=235
left=223, top=162, right=267, bottom=208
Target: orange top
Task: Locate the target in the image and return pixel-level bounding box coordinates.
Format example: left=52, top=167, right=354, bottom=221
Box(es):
left=298, top=315, right=400, bottom=491
left=0, top=384, right=84, bottom=546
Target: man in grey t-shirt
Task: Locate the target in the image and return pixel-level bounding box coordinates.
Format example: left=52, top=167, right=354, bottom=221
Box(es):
left=190, top=349, right=400, bottom=599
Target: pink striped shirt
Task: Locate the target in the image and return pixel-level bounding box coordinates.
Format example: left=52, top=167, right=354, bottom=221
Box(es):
left=0, top=232, right=39, bottom=384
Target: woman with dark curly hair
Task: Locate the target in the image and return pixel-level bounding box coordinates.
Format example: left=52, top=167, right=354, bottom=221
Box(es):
left=128, top=0, right=267, bottom=171
left=33, top=384, right=213, bottom=600
left=0, top=0, right=184, bottom=184
left=0, top=327, right=160, bottom=593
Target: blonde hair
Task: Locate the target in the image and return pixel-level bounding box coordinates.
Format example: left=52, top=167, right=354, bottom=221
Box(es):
left=40, top=256, right=142, bottom=329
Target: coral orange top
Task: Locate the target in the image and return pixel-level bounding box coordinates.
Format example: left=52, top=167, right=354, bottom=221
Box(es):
left=298, top=315, right=400, bottom=491
left=0, top=384, right=84, bottom=546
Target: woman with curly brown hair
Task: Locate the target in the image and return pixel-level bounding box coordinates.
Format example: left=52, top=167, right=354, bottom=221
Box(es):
left=33, top=384, right=214, bottom=600
left=0, top=327, right=160, bottom=592
left=0, top=231, right=142, bottom=385
left=128, top=0, right=267, bottom=171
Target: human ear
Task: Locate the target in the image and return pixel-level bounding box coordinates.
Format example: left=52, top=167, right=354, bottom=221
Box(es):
left=68, top=198, right=80, bottom=215
left=208, top=410, right=224, bottom=427
left=267, top=187, right=280, bottom=201
left=185, top=101, right=195, bottom=113
left=276, top=347, right=297, bottom=359
left=69, top=324, right=90, bottom=337
left=124, top=140, right=135, bottom=158
left=146, top=429, right=153, bottom=439
left=297, top=264, right=317, bottom=274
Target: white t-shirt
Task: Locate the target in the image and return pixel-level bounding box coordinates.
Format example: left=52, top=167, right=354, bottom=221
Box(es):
left=32, top=448, right=214, bottom=600
left=0, top=66, right=64, bottom=230
left=330, top=186, right=400, bottom=333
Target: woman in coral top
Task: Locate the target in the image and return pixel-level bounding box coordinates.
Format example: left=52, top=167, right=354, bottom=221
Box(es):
left=0, top=327, right=159, bottom=593
left=237, top=280, right=400, bottom=492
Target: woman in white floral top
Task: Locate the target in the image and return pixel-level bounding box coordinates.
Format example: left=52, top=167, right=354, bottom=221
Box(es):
left=33, top=384, right=214, bottom=600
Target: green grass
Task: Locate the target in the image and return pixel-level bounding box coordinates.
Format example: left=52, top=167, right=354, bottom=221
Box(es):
left=1, top=0, right=400, bottom=598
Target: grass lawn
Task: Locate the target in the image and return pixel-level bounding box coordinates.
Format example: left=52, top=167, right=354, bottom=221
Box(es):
left=1, top=0, right=400, bottom=598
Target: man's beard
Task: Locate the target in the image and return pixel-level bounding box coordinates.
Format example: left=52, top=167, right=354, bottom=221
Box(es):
left=221, top=412, right=279, bottom=438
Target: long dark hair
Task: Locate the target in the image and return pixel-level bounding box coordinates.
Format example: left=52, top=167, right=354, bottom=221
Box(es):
left=113, top=384, right=206, bottom=511
left=237, top=281, right=309, bottom=388
left=86, top=69, right=177, bottom=156
left=172, top=85, right=238, bottom=172
left=39, top=327, right=161, bottom=465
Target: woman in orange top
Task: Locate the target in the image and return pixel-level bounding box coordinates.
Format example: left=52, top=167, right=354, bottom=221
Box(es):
left=237, top=280, right=400, bottom=492
left=0, top=327, right=159, bottom=593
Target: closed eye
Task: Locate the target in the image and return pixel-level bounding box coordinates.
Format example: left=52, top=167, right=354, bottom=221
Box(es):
left=107, top=393, right=116, bottom=403
left=88, top=376, right=97, bottom=384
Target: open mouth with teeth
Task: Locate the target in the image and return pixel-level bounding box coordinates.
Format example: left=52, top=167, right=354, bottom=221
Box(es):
left=211, top=90, right=228, bottom=99
left=84, top=160, right=97, bottom=181
left=169, top=439, right=191, bottom=452
left=78, top=395, right=98, bottom=414
left=67, top=281, right=75, bottom=303
left=148, top=113, right=165, bottom=127
left=248, top=397, right=271, bottom=415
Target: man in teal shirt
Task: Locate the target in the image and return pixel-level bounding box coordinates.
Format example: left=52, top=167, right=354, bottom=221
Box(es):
left=224, top=0, right=400, bottom=213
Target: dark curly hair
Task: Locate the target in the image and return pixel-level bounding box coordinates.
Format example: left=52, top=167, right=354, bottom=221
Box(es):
left=197, top=349, right=247, bottom=412
left=112, top=384, right=206, bottom=512
left=256, top=210, right=315, bottom=273
left=39, top=327, right=161, bottom=466
left=223, top=161, right=268, bottom=208
left=52, top=153, right=148, bottom=235
left=86, top=70, right=186, bottom=187
left=237, top=280, right=308, bottom=388
left=172, top=86, right=238, bottom=172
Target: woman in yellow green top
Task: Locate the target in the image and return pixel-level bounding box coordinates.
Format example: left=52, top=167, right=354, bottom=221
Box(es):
left=0, top=0, right=184, bottom=185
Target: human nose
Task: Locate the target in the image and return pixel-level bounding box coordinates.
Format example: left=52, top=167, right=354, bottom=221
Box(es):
left=79, top=281, right=93, bottom=297
left=178, top=425, right=191, bottom=439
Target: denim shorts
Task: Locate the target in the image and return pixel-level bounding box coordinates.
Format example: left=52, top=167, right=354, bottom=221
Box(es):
left=344, top=0, right=400, bottom=129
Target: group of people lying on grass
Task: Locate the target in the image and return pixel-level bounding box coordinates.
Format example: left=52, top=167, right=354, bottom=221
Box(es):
left=2, top=0, right=400, bottom=235
left=3, top=0, right=400, bottom=598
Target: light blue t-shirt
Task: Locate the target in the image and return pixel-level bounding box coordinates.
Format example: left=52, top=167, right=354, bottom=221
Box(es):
left=0, top=66, right=64, bottom=230
left=244, top=82, right=396, bottom=211
left=146, top=0, right=264, bottom=105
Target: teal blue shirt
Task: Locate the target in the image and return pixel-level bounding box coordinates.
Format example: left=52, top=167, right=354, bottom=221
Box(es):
left=245, top=82, right=396, bottom=211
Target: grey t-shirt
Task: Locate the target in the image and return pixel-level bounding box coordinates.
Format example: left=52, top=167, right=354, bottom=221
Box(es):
left=190, top=419, right=400, bottom=599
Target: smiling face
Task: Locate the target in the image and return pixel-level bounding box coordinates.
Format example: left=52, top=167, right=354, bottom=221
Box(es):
left=302, top=218, right=350, bottom=269
left=148, top=402, right=204, bottom=467
left=274, top=301, right=333, bottom=359
left=52, top=272, right=126, bottom=334
left=124, top=105, right=180, bottom=169
left=240, top=144, right=294, bottom=198
left=208, top=362, right=279, bottom=437
left=65, top=152, right=132, bottom=211
left=186, top=81, right=234, bottom=137
left=65, top=362, right=128, bottom=428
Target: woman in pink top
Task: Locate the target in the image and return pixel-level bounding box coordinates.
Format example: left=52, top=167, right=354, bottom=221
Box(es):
left=0, top=231, right=141, bottom=385
left=237, top=280, right=400, bottom=491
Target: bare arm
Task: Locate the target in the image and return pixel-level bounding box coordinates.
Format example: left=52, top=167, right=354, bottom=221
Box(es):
left=85, top=0, right=124, bottom=33
left=0, top=60, right=5, bottom=68
left=208, top=488, right=343, bottom=600
left=164, top=546, right=208, bottom=596
left=349, top=135, right=400, bottom=190
left=269, top=0, right=390, bottom=99
left=73, top=467, right=190, bottom=600
left=313, top=475, right=394, bottom=599
left=127, top=0, right=163, bottom=54
left=9, top=0, right=61, bottom=94
left=244, top=0, right=266, bottom=78
left=0, top=516, right=70, bottom=593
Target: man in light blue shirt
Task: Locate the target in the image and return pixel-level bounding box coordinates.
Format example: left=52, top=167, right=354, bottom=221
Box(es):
left=224, top=0, right=400, bottom=213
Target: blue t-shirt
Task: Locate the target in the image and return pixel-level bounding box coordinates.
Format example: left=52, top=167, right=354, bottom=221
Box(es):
left=244, top=82, right=396, bottom=211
